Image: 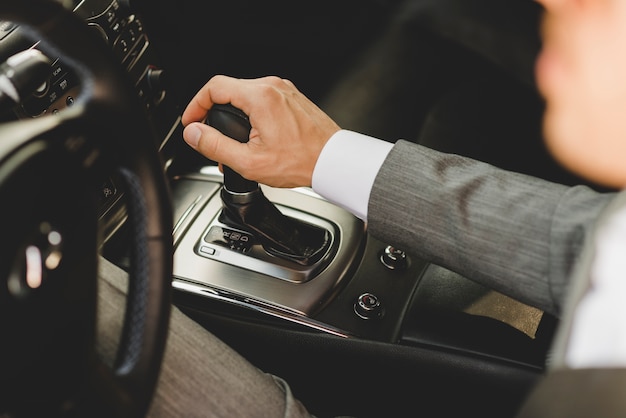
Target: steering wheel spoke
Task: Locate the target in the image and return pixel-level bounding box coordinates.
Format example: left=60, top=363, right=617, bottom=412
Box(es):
left=0, top=2, right=173, bottom=417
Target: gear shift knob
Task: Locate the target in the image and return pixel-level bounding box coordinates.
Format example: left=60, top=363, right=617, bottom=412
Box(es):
left=207, top=104, right=259, bottom=194
left=205, top=103, right=331, bottom=266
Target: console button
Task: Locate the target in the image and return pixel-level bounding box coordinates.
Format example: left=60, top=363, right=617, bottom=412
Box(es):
left=380, top=245, right=407, bottom=270
left=354, top=293, right=383, bottom=319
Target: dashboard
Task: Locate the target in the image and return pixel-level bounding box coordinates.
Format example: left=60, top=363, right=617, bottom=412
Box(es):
left=2, top=0, right=170, bottom=120
left=0, top=0, right=181, bottom=240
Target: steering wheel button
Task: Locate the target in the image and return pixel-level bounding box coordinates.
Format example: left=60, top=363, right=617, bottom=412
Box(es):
left=34, top=81, right=48, bottom=96
left=0, top=20, right=17, bottom=40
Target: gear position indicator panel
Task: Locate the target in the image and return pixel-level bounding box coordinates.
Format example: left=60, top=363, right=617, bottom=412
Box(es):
left=203, top=226, right=255, bottom=253
left=195, top=206, right=338, bottom=284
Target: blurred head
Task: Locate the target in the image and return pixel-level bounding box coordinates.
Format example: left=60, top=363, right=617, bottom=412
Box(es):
left=536, top=0, right=626, bottom=188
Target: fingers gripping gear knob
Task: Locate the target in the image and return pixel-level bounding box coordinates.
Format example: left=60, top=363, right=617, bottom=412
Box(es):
left=207, top=104, right=331, bottom=266
left=207, top=104, right=259, bottom=194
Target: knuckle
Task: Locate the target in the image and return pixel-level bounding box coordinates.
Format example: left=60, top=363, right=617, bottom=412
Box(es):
left=208, top=74, right=228, bottom=86
left=281, top=78, right=295, bottom=88
left=257, top=82, right=278, bottom=97
left=256, top=77, right=294, bottom=103
left=261, top=75, right=283, bottom=86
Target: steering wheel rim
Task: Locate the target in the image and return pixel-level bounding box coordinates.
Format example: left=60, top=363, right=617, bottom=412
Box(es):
left=0, top=1, right=173, bottom=417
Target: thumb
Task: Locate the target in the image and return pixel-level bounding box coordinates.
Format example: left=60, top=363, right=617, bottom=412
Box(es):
left=183, top=122, right=246, bottom=167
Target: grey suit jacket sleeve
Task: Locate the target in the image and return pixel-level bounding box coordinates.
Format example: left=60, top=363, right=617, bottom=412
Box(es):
left=367, top=140, right=614, bottom=316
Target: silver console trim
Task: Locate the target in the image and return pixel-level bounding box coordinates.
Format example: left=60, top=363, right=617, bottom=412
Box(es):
left=172, top=280, right=353, bottom=338
left=172, top=168, right=366, bottom=317
left=172, top=194, right=203, bottom=236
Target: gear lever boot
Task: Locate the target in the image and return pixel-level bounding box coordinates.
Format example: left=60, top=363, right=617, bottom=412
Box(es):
left=207, top=104, right=331, bottom=266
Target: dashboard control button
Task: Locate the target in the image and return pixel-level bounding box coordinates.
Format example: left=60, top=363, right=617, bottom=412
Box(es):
left=34, top=81, right=48, bottom=97
left=147, top=67, right=166, bottom=91
left=354, top=293, right=383, bottom=319
left=0, top=21, right=18, bottom=41
left=380, top=245, right=407, bottom=270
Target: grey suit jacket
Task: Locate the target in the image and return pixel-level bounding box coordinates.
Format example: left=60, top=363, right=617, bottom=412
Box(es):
left=368, top=140, right=615, bottom=316
left=515, top=177, right=626, bottom=417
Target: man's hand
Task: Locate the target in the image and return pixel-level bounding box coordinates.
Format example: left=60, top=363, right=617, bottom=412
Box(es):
left=182, top=75, right=341, bottom=188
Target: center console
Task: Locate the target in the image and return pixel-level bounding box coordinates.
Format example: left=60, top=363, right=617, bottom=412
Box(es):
left=169, top=167, right=554, bottom=367
left=171, top=169, right=368, bottom=334
left=167, top=106, right=554, bottom=364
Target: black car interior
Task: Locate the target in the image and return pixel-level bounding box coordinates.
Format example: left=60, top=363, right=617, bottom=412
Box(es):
left=1, top=0, right=599, bottom=416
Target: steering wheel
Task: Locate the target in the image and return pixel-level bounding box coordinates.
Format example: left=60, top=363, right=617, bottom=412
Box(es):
left=0, top=1, right=173, bottom=417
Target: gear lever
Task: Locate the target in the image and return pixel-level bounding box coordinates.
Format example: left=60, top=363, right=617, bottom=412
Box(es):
left=207, top=104, right=331, bottom=266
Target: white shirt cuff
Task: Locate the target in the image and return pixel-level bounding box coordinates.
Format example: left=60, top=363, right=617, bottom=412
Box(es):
left=311, top=129, right=393, bottom=221
left=565, top=206, right=626, bottom=368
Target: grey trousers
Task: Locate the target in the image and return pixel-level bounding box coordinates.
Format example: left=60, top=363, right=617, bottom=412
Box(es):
left=96, top=257, right=312, bottom=418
